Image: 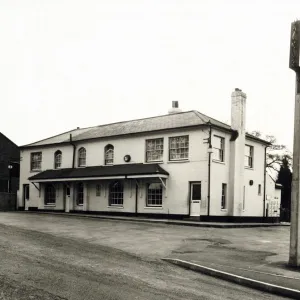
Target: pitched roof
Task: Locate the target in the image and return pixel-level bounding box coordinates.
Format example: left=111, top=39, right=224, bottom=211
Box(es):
left=28, top=163, right=169, bottom=181
left=21, top=110, right=268, bottom=148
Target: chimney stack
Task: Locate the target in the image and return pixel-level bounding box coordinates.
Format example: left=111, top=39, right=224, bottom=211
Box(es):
left=168, top=101, right=182, bottom=114
left=229, top=88, right=247, bottom=216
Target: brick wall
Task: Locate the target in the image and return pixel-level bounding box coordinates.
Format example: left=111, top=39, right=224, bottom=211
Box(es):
left=0, top=192, right=16, bottom=211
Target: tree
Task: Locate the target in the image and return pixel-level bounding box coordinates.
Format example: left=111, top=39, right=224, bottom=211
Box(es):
left=250, top=131, right=292, bottom=174
left=276, top=157, right=292, bottom=222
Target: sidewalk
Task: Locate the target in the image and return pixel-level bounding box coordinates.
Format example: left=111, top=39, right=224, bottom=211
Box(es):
left=23, top=210, right=286, bottom=228
left=164, top=229, right=300, bottom=299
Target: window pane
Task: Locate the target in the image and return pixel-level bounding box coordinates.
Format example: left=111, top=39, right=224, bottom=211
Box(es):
left=146, top=138, right=163, bottom=162
left=147, top=183, right=163, bottom=206
left=192, top=183, right=201, bottom=200
left=169, top=136, right=189, bottom=160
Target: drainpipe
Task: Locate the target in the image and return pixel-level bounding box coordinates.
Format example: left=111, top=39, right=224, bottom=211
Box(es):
left=263, top=146, right=267, bottom=220
left=70, top=134, right=76, bottom=168
left=207, top=122, right=213, bottom=217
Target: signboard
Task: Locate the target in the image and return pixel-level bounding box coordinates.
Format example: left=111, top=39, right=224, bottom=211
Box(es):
left=289, top=21, right=300, bottom=72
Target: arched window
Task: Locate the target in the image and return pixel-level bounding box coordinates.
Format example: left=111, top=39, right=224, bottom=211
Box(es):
left=44, top=184, right=56, bottom=205
left=109, top=181, right=123, bottom=206
left=104, top=144, right=114, bottom=165
left=78, top=147, right=86, bottom=167
left=54, top=150, right=62, bottom=169
left=76, top=182, right=84, bottom=205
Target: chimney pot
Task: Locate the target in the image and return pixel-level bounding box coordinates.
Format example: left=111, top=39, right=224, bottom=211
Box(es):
left=172, top=101, right=179, bottom=108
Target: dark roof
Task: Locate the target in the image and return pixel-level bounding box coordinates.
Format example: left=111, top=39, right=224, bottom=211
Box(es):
left=21, top=110, right=270, bottom=148
left=22, top=111, right=233, bottom=148
left=28, top=163, right=169, bottom=181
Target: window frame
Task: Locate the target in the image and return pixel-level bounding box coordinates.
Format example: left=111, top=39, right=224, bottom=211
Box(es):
left=212, top=136, right=225, bottom=162
left=169, top=135, right=189, bottom=161
left=245, top=145, right=254, bottom=168
left=96, top=184, right=101, bottom=197
left=76, top=182, right=84, bottom=206
left=78, top=147, right=86, bottom=167
left=44, top=184, right=56, bottom=205
left=146, top=182, right=163, bottom=207
left=30, top=152, right=42, bottom=171
left=54, top=150, right=62, bottom=169
left=108, top=181, right=124, bottom=206
left=145, top=138, right=164, bottom=163
left=258, top=184, right=262, bottom=196
left=221, top=183, right=227, bottom=210
left=104, top=144, right=114, bottom=165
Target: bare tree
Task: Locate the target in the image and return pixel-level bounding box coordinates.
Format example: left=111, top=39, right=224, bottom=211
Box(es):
left=249, top=131, right=292, bottom=174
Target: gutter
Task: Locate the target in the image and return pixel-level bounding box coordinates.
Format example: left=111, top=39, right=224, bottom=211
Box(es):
left=70, top=134, right=76, bottom=168
left=207, top=122, right=212, bottom=217
left=263, top=146, right=267, bottom=219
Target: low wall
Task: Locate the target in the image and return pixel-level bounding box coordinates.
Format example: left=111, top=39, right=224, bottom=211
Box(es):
left=0, top=192, right=17, bottom=211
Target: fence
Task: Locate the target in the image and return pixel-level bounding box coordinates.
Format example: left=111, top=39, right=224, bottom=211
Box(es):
left=0, top=192, right=17, bottom=211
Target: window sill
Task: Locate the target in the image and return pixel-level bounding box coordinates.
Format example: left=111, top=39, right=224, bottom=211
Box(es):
left=145, top=161, right=163, bottom=164
left=76, top=204, right=84, bottom=206
left=167, top=159, right=189, bottom=164
left=44, top=204, right=56, bottom=207
left=107, top=206, right=124, bottom=209
left=221, top=209, right=227, bottom=211
left=30, top=170, right=41, bottom=173
left=212, top=160, right=225, bottom=165
left=245, top=167, right=254, bottom=170
left=144, top=206, right=163, bottom=210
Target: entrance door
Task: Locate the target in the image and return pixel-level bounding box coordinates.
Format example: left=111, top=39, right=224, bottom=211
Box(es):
left=64, top=184, right=71, bottom=212
left=190, top=182, right=201, bottom=217
left=23, top=184, right=30, bottom=210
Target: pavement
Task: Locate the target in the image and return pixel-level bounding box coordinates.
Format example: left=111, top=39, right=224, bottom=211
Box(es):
left=0, top=211, right=298, bottom=299
left=25, top=210, right=284, bottom=228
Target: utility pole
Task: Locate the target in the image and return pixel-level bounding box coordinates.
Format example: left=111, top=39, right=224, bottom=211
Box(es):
left=289, top=20, right=300, bottom=267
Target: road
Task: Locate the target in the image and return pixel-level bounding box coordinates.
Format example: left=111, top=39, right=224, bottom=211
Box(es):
left=0, top=213, right=289, bottom=299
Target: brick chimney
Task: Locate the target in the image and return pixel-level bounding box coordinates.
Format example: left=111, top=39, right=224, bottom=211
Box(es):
left=229, top=88, right=247, bottom=216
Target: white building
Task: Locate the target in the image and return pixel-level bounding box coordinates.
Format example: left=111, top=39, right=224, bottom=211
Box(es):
left=18, top=89, right=280, bottom=222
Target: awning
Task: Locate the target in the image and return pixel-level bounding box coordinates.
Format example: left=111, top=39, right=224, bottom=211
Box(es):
left=28, top=163, right=169, bottom=183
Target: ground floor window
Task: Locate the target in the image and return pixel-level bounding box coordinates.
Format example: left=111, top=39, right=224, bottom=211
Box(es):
left=44, top=184, right=56, bottom=205
left=147, top=183, right=163, bottom=206
left=77, top=182, right=84, bottom=205
left=109, top=181, right=123, bottom=206
left=221, top=183, right=227, bottom=209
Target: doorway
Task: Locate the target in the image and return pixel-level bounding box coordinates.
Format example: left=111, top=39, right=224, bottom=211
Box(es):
left=190, top=182, right=201, bottom=217
left=23, top=184, right=30, bottom=210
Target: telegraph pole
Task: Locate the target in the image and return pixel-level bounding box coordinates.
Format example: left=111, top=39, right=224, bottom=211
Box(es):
left=289, top=20, right=300, bottom=267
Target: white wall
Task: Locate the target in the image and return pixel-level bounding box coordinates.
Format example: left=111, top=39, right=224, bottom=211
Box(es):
left=19, top=127, right=268, bottom=217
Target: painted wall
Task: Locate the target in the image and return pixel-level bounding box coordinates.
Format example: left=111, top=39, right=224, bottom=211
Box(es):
left=19, top=127, right=270, bottom=217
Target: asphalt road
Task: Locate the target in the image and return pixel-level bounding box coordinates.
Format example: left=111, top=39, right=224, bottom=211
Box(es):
left=0, top=213, right=289, bottom=299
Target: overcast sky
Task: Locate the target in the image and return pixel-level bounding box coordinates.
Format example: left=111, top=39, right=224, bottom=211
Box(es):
left=0, top=0, right=299, bottom=149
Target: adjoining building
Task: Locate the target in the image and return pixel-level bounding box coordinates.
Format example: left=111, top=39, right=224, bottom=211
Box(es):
left=18, top=89, right=279, bottom=222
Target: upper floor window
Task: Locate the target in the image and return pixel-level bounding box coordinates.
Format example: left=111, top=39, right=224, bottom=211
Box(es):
left=245, top=145, right=254, bottom=168
left=30, top=152, right=42, bottom=171
left=212, top=136, right=225, bottom=162
left=78, top=147, right=86, bottom=167
left=44, top=184, right=56, bottom=205
left=54, top=150, right=62, bottom=169
left=146, top=138, right=163, bottom=162
left=169, top=135, right=189, bottom=161
left=109, top=181, right=123, bottom=206
left=104, top=144, right=114, bottom=165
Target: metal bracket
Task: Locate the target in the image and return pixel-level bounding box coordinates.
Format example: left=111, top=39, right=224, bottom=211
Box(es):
left=31, top=182, right=40, bottom=191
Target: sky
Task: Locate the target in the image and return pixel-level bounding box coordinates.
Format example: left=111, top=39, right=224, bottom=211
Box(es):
left=0, top=0, right=299, bottom=149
